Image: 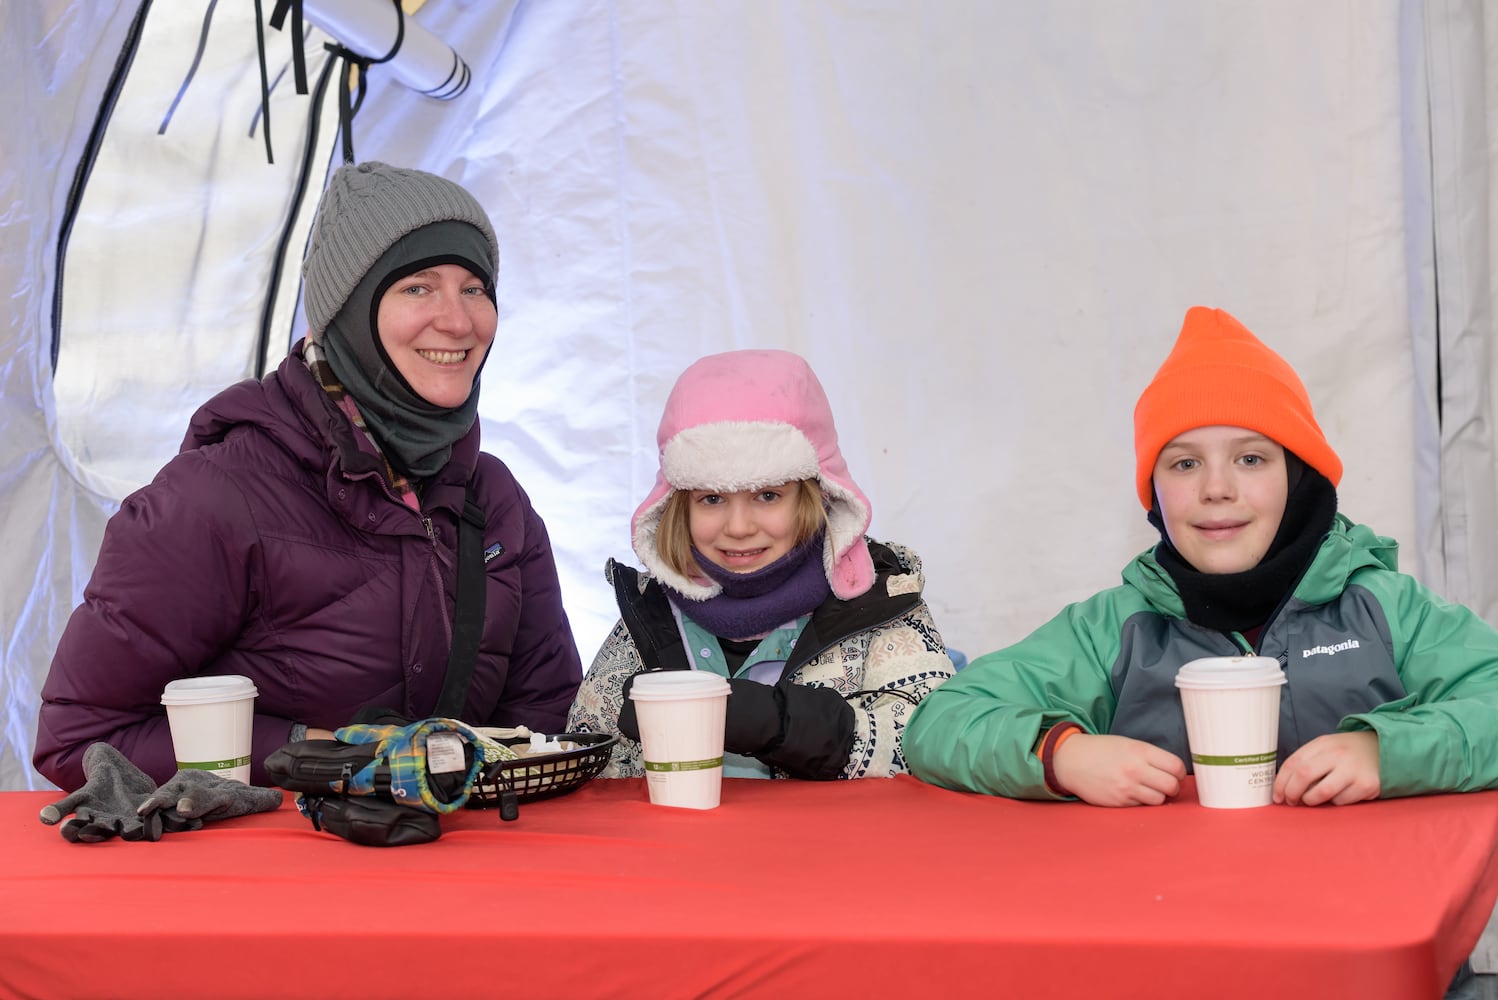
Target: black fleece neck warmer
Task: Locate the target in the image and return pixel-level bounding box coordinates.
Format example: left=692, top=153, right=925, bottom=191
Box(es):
left=1147, top=453, right=1338, bottom=633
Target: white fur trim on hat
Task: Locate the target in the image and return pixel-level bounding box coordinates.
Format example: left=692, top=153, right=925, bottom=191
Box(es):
left=662, top=422, right=820, bottom=493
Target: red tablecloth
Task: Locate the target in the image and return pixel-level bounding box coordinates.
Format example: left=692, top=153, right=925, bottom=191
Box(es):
left=4, top=776, right=1497, bottom=999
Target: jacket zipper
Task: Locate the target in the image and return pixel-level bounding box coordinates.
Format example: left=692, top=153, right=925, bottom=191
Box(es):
left=420, top=517, right=453, bottom=650
left=1248, top=578, right=1304, bottom=671
left=348, top=471, right=456, bottom=652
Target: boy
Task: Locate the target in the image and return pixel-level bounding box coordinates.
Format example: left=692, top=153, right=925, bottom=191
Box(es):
left=904, top=306, right=1498, bottom=809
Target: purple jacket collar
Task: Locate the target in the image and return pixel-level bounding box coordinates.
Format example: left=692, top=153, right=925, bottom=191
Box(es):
left=181, top=339, right=482, bottom=519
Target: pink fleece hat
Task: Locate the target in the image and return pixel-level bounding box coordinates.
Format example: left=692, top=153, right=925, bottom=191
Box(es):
left=632, top=350, right=875, bottom=601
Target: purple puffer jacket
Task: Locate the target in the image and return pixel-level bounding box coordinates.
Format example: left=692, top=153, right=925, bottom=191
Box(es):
left=35, top=342, right=582, bottom=791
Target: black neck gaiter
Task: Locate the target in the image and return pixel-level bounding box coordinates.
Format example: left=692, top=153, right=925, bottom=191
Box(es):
left=1147, top=454, right=1338, bottom=633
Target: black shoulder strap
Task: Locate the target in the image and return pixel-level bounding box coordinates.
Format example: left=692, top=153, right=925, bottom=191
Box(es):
left=435, top=494, right=488, bottom=718
left=609, top=560, right=691, bottom=674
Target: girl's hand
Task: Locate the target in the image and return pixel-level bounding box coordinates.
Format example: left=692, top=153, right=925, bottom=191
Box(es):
left=1272, top=731, right=1380, bottom=806
left=1052, top=733, right=1186, bottom=807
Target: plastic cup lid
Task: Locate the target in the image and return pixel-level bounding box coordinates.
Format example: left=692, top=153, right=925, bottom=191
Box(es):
left=628, top=671, right=732, bottom=702
left=160, top=675, right=259, bottom=706
left=1174, top=656, right=1286, bottom=690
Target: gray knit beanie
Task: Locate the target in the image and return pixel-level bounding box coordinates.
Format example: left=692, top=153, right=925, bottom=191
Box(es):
left=301, top=161, right=500, bottom=340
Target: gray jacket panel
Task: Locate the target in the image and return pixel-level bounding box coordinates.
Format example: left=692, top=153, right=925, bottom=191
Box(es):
left=1109, top=584, right=1406, bottom=768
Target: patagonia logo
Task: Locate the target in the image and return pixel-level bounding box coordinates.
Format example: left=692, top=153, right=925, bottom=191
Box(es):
left=483, top=542, right=505, bottom=564
left=1303, top=639, right=1360, bottom=658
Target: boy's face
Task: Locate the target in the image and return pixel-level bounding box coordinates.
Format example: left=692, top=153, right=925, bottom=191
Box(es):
left=1151, top=426, right=1288, bottom=575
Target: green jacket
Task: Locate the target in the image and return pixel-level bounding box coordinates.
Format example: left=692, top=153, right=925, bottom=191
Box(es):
left=904, top=515, right=1498, bottom=800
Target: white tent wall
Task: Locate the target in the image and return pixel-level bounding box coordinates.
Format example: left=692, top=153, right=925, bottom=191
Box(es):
left=53, top=4, right=339, bottom=497
left=0, top=4, right=151, bottom=792
left=1421, top=0, right=1498, bottom=624
left=3, top=0, right=1497, bottom=794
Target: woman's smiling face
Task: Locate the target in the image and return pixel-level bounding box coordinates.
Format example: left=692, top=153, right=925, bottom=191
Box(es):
left=376, top=263, right=496, bottom=408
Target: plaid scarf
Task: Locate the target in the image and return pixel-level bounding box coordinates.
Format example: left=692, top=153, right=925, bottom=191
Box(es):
left=304, top=340, right=420, bottom=512
left=333, top=719, right=495, bottom=814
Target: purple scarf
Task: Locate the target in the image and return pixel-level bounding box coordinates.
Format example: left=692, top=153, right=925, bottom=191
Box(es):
left=665, top=533, right=832, bottom=640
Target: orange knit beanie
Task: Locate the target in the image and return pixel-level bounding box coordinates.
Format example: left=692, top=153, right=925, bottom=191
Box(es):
left=1133, top=306, right=1342, bottom=509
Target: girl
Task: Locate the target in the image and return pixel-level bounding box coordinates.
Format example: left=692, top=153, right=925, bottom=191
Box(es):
left=903, top=306, right=1498, bottom=808
left=567, top=349, right=953, bottom=779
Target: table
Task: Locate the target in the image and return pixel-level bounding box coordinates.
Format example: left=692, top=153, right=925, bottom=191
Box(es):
left=5, top=776, right=1498, bottom=999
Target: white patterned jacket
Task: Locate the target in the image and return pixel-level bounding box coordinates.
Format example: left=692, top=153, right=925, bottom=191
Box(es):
left=566, top=539, right=955, bottom=779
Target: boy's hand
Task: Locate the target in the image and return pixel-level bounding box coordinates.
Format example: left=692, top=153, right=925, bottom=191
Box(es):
left=1272, top=731, right=1380, bottom=806
left=1051, top=733, right=1186, bottom=807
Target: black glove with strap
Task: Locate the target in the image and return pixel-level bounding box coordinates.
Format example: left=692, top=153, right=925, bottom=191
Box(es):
left=725, top=678, right=855, bottom=780
left=722, top=677, right=784, bottom=755
left=616, top=669, right=652, bottom=742
left=38, top=743, right=196, bottom=843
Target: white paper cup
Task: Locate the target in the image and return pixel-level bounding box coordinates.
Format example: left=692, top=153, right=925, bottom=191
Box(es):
left=629, top=671, right=731, bottom=810
left=160, top=675, right=258, bottom=783
left=1174, top=656, right=1286, bottom=809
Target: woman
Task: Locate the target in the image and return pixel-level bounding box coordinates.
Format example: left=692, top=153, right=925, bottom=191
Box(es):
left=35, top=161, right=581, bottom=791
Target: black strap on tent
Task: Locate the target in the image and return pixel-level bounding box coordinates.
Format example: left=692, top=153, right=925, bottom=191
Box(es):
left=251, top=0, right=275, bottom=162
left=249, top=0, right=405, bottom=165
left=323, top=0, right=405, bottom=163
left=254, top=50, right=338, bottom=377
left=157, top=0, right=220, bottom=139
left=268, top=0, right=309, bottom=95
left=160, top=0, right=302, bottom=163
left=50, top=0, right=153, bottom=375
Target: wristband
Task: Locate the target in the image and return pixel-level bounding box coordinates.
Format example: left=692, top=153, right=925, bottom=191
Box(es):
left=1038, top=722, right=1084, bottom=797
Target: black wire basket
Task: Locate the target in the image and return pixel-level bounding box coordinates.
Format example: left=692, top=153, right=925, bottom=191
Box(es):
left=466, top=732, right=619, bottom=809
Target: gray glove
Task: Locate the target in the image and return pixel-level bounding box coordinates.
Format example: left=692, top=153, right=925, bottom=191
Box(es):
left=137, top=770, right=283, bottom=822
left=38, top=742, right=195, bottom=843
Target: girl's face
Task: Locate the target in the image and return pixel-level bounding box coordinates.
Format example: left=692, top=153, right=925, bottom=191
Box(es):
left=376, top=263, right=496, bottom=409
left=688, top=480, right=803, bottom=574
left=1151, top=426, right=1288, bottom=574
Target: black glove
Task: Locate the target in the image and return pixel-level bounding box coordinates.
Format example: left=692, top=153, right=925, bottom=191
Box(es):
left=38, top=743, right=195, bottom=843
left=724, top=678, right=786, bottom=756
left=729, top=680, right=855, bottom=780
left=767, top=684, right=856, bottom=779
left=616, top=670, right=656, bottom=742
left=137, top=770, right=284, bottom=823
